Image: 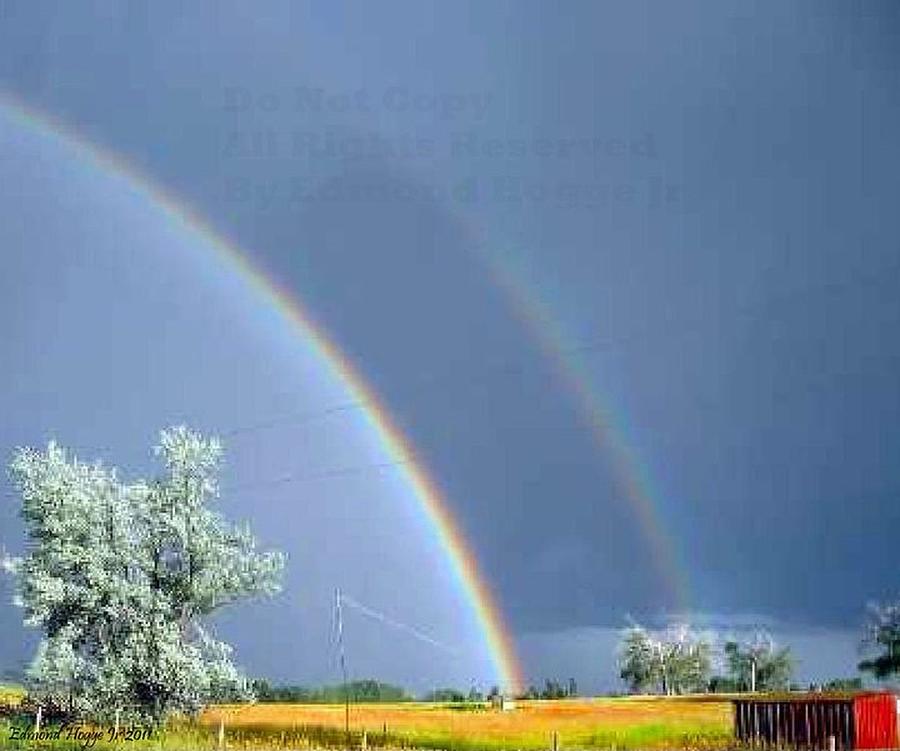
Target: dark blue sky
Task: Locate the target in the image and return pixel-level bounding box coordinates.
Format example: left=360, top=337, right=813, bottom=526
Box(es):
left=1, top=1, right=899, bottom=692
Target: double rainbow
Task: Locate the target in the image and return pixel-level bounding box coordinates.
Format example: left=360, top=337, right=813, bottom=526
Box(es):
left=0, top=92, right=525, bottom=693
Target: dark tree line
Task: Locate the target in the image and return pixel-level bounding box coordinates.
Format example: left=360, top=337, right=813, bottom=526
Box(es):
left=250, top=679, right=411, bottom=703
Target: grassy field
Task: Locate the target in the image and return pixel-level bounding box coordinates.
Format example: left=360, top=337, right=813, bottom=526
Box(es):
left=0, top=695, right=733, bottom=750
left=0, top=685, right=24, bottom=713
left=201, top=696, right=733, bottom=750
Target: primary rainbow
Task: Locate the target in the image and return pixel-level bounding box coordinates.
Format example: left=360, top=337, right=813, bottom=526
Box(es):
left=0, top=92, right=524, bottom=693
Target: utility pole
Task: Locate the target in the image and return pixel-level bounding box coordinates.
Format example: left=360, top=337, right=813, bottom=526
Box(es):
left=335, top=588, right=349, bottom=739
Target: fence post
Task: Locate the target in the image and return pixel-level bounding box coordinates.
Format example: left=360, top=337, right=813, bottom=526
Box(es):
left=552, top=730, right=559, bottom=751
left=218, top=716, right=225, bottom=750
left=34, top=705, right=42, bottom=734
left=115, top=707, right=121, bottom=736
left=362, top=730, right=368, bottom=750
left=828, top=735, right=836, bottom=751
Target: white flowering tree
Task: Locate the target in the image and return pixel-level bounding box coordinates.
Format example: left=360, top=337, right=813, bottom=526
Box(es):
left=663, top=624, right=713, bottom=693
left=2, top=427, right=285, bottom=722
left=618, top=623, right=712, bottom=695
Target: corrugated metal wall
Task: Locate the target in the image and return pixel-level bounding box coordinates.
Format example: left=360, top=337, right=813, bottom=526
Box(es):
left=734, top=698, right=853, bottom=749
left=854, top=693, right=899, bottom=750
left=733, top=693, right=899, bottom=751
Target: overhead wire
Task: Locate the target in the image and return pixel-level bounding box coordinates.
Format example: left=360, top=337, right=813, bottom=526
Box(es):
left=216, top=264, right=900, bottom=492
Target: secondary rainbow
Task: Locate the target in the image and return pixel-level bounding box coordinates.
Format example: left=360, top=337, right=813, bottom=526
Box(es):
left=464, top=228, right=692, bottom=614
left=0, top=92, right=524, bottom=692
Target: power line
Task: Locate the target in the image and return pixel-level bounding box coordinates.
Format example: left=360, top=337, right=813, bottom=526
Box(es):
left=212, top=264, right=900, bottom=493
left=223, top=402, right=362, bottom=438
left=16, top=266, right=884, bottom=497
left=339, top=592, right=459, bottom=655
left=217, top=263, right=900, bottom=442
left=224, top=458, right=409, bottom=494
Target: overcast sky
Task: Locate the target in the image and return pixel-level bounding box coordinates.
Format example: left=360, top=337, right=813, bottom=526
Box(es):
left=1, top=1, right=899, bottom=694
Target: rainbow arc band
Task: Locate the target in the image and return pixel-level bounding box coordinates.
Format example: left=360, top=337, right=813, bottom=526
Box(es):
left=0, top=91, right=524, bottom=694
left=471, top=237, right=691, bottom=614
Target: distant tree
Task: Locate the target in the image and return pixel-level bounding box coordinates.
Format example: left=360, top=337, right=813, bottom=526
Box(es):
left=822, top=678, right=863, bottom=691
left=619, top=626, right=658, bottom=693
left=540, top=679, right=567, bottom=699
left=707, top=675, right=740, bottom=693
left=618, top=623, right=711, bottom=695
left=253, top=680, right=410, bottom=704
left=424, top=688, right=467, bottom=703
left=664, top=625, right=712, bottom=694
left=2, top=428, right=285, bottom=722
left=859, top=600, right=900, bottom=679
left=519, top=684, right=541, bottom=700
left=339, top=679, right=409, bottom=703
left=249, top=678, right=274, bottom=701
left=467, top=686, right=484, bottom=702
left=724, top=632, right=793, bottom=691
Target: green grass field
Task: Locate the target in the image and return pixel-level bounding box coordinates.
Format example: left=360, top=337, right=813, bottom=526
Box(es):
left=0, top=695, right=734, bottom=750
left=202, top=696, right=732, bottom=751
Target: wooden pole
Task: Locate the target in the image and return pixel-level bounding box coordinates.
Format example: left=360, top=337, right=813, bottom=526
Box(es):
left=115, top=708, right=121, bottom=736
left=361, top=730, right=367, bottom=751
left=34, top=705, right=42, bottom=734
left=336, top=589, right=350, bottom=745
left=552, top=730, right=559, bottom=751
left=218, top=716, right=225, bottom=750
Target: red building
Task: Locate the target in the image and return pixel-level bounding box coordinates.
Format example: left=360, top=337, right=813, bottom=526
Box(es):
left=733, top=692, right=899, bottom=750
